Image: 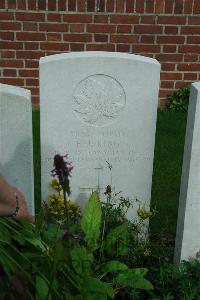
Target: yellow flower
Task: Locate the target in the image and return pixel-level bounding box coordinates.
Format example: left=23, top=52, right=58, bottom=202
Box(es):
left=137, top=207, right=156, bottom=220
left=49, top=178, right=63, bottom=192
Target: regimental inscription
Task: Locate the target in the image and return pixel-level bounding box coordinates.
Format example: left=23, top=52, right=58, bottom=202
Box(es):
left=73, top=74, right=126, bottom=127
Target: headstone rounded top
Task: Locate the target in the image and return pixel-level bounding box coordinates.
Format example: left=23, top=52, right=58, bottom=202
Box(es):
left=40, top=51, right=160, bottom=67
left=192, top=82, right=200, bottom=90
left=0, top=83, right=30, bottom=99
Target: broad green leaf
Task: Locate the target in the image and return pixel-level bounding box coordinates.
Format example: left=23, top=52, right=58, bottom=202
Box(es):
left=36, top=276, right=49, bottom=300
left=117, top=268, right=153, bottom=290
left=81, top=192, right=102, bottom=250
left=105, top=223, right=129, bottom=256
left=81, top=276, right=114, bottom=299
left=70, top=246, right=93, bottom=275
left=102, top=260, right=128, bottom=273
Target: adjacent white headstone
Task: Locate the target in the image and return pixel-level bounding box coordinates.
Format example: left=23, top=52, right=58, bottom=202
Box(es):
left=174, top=82, right=200, bottom=265
left=0, top=84, right=34, bottom=215
left=40, top=52, right=160, bottom=218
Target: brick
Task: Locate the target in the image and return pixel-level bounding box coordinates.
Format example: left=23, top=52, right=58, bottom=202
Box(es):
left=160, top=73, right=182, bottom=80
left=48, top=13, right=61, bottom=22
left=135, top=0, right=144, bottom=13
left=0, top=22, right=21, bottom=30
left=94, top=15, right=108, bottom=23
left=17, top=0, right=26, bottom=9
left=179, top=45, right=200, bottom=53
left=193, top=0, right=200, bottom=13
left=141, top=16, right=156, bottom=24
left=0, top=41, right=23, bottom=49
left=181, top=26, right=200, bottom=35
left=116, top=0, right=125, bottom=12
left=28, top=0, right=36, bottom=9
left=38, top=0, right=46, bottom=9
left=187, top=36, right=200, bottom=44
left=87, top=24, right=115, bottom=33
left=0, top=60, right=23, bottom=68
left=3, top=69, right=17, bottom=77
left=0, top=0, right=5, bottom=8
left=155, top=0, right=165, bottom=13
left=32, top=96, right=39, bottom=107
left=125, top=0, right=134, bottom=13
left=184, top=54, right=199, bottom=62
left=0, top=12, right=14, bottom=20
left=63, top=14, right=92, bottom=23
left=146, top=0, right=155, bottom=13
left=159, top=90, right=172, bottom=98
left=0, top=78, right=24, bottom=86
left=141, top=36, right=155, bottom=43
left=161, top=81, right=174, bottom=88
left=0, top=32, right=14, bottom=41
left=16, top=32, right=46, bottom=41
left=133, top=45, right=160, bottom=53
left=87, top=0, right=95, bottom=11
left=117, top=44, right=130, bottom=52
left=86, top=44, right=115, bottom=51
left=68, top=0, right=76, bottom=10
left=7, top=0, right=16, bottom=9
left=98, top=0, right=105, bottom=12
left=29, top=87, right=39, bottom=96
left=95, top=34, right=108, bottom=42
left=175, top=82, right=188, bottom=89
left=39, top=23, right=68, bottom=32
left=58, top=0, right=66, bottom=10
left=117, top=25, right=132, bottom=33
left=161, top=63, right=175, bottom=71
left=24, top=42, right=39, bottom=50
left=47, top=33, right=62, bottom=41
left=165, top=26, right=178, bottom=35
left=111, top=34, right=139, bottom=43
left=19, top=69, right=39, bottom=77
left=16, top=51, right=45, bottom=59
left=77, top=0, right=86, bottom=11
left=184, top=0, right=193, bottom=13
left=163, top=45, right=177, bottom=53
left=23, top=22, right=38, bottom=31
left=165, top=0, right=174, bottom=13
left=16, top=12, right=45, bottom=21
left=158, top=16, right=186, bottom=25
left=26, top=78, right=39, bottom=86
left=134, top=25, right=162, bottom=34
left=111, top=15, right=139, bottom=24
left=106, top=0, right=114, bottom=12
left=70, top=43, right=84, bottom=51
left=48, top=0, right=57, bottom=10
left=63, top=33, right=92, bottom=42
left=177, top=64, right=200, bottom=71
left=70, top=24, right=85, bottom=32
left=40, top=42, right=69, bottom=51
left=184, top=73, right=198, bottom=80
left=188, top=17, right=200, bottom=25
left=174, top=0, right=184, bottom=13
left=156, top=54, right=183, bottom=62
left=157, top=36, right=185, bottom=44
left=1, top=50, right=15, bottom=58
left=25, top=60, right=39, bottom=68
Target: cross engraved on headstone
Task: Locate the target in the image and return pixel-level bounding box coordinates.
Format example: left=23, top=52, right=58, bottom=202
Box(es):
left=79, top=166, right=105, bottom=193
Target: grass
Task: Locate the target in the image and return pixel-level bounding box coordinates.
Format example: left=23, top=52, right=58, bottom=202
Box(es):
left=32, top=109, right=187, bottom=240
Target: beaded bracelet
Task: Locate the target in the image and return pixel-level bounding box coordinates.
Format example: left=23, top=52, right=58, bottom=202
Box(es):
left=10, top=192, right=20, bottom=217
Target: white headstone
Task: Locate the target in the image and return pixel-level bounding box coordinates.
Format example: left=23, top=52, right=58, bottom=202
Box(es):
left=0, top=84, right=34, bottom=215
left=40, top=52, right=160, bottom=218
left=174, top=82, right=200, bottom=265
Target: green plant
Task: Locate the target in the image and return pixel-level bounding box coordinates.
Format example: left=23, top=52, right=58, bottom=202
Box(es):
left=166, top=86, right=190, bottom=112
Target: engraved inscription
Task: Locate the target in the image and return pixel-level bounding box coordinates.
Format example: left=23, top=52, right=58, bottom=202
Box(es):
left=73, top=74, right=126, bottom=127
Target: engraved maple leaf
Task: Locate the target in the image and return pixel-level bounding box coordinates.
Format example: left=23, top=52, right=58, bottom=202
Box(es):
left=74, top=76, right=125, bottom=125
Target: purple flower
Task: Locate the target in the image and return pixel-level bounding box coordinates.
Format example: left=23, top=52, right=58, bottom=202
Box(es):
left=51, top=153, right=73, bottom=195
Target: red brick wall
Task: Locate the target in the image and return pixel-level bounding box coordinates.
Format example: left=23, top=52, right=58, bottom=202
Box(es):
left=0, top=0, right=200, bottom=107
